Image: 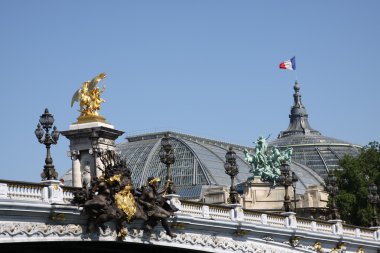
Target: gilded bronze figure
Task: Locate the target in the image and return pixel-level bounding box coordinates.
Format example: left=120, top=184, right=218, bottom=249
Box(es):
left=72, top=150, right=147, bottom=234
left=71, top=73, right=107, bottom=123
left=138, top=177, right=178, bottom=238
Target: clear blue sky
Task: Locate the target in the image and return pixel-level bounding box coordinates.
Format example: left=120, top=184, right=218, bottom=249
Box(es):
left=1, top=1, right=379, bottom=182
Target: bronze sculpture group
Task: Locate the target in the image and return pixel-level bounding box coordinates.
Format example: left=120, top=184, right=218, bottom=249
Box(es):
left=244, top=136, right=293, bottom=183
left=72, top=150, right=178, bottom=238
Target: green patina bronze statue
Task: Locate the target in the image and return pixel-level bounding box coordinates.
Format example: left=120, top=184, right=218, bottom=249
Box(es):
left=244, top=136, right=293, bottom=184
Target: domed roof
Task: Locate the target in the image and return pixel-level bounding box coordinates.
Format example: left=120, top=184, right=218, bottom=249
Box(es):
left=269, top=82, right=361, bottom=179
left=117, top=131, right=252, bottom=188
left=116, top=131, right=324, bottom=197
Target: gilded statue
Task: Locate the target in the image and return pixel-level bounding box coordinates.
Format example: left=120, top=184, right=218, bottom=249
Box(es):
left=356, top=247, right=364, bottom=253
left=313, top=241, right=324, bottom=252
left=71, top=73, right=107, bottom=123
left=330, top=242, right=347, bottom=253
left=138, top=176, right=178, bottom=238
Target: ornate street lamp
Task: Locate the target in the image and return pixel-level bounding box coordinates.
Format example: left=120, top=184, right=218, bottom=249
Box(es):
left=159, top=134, right=175, bottom=194
left=291, top=171, right=298, bottom=212
left=278, top=162, right=293, bottom=212
left=326, top=170, right=340, bottom=220
left=224, top=147, right=239, bottom=204
left=368, top=183, right=379, bottom=227
left=34, top=108, right=60, bottom=180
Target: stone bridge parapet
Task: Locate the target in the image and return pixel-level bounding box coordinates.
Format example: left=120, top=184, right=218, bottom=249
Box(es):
left=0, top=179, right=379, bottom=253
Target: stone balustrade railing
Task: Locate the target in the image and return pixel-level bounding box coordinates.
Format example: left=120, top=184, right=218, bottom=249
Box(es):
left=180, top=200, right=380, bottom=241
left=0, top=179, right=65, bottom=204
left=180, top=200, right=204, bottom=218
left=0, top=180, right=45, bottom=200
left=0, top=179, right=379, bottom=242
left=62, top=186, right=76, bottom=202
left=7, top=183, right=43, bottom=200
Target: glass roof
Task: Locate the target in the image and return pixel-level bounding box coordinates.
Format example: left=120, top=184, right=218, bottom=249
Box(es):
left=115, top=131, right=325, bottom=196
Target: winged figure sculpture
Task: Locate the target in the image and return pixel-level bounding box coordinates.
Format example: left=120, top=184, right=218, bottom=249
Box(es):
left=71, top=73, right=107, bottom=118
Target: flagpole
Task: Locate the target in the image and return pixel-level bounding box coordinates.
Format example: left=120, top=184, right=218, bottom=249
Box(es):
left=293, top=56, right=298, bottom=83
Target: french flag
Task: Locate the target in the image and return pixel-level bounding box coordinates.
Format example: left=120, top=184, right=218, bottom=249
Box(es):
left=279, top=56, right=296, bottom=70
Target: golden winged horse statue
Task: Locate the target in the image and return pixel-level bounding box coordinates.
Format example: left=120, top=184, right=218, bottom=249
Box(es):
left=71, top=73, right=107, bottom=123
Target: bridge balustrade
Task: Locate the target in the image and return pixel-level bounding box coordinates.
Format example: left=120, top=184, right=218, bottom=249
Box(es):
left=1, top=180, right=44, bottom=201
left=1, top=179, right=380, bottom=252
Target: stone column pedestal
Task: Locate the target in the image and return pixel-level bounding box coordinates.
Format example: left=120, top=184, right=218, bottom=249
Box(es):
left=41, top=180, right=64, bottom=204
left=328, top=219, right=343, bottom=235
left=281, top=211, right=297, bottom=228
left=61, top=122, right=124, bottom=186
left=369, top=226, right=380, bottom=240
left=228, top=203, right=244, bottom=221
left=69, top=150, right=81, bottom=187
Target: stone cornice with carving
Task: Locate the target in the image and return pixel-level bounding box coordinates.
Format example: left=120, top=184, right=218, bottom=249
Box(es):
left=0, top=221, right=375, bottom=253
left=122, top=228, right=296, bottom=253
left=0, top=221, right=307, bottom=253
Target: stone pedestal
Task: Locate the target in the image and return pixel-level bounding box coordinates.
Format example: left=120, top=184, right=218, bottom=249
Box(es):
left=328, top=219, right=343, bottom=235
left=41, top=180, right=64, bottom=204
left=281, top=211, right=297, bottom=228
left=0, top=183, right=7, bottom=198
left=242, top=178, right=294, bottom=211
left=228, top=203, right=244, bottom=221
left=61, top=122, right=124, bottom=186
left=68, top=121, right=114, bottom=130
left=370, top=226, right=380, bottom=240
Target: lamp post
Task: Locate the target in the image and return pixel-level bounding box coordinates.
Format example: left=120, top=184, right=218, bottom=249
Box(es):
left=159, top=134, right=175, bottom=194
left=326, top=170, right=340, bottom=220
left=291, top=171, right=298, bottom=212
left=34, top=108, right=60, bottom=181
left=89, top=129, right=100, bottom=178
left=368, top=183, right=379, bottom=227
left=278, top=162, right=293, bottom=212
left=224, top=147, right=239, bottom=204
